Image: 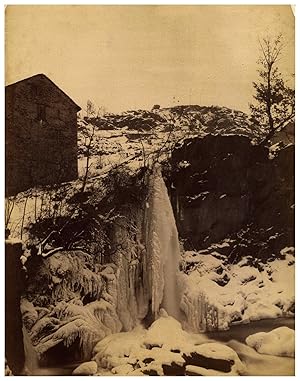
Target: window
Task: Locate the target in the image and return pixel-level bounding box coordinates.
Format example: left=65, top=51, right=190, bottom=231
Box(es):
left=37, top=104, right=46, bottom=121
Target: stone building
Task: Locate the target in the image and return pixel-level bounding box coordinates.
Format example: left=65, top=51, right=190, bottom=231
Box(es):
left=5, top=74, right=81, bottom=195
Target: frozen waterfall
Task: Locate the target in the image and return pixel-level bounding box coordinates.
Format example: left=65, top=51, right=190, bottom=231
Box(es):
left=23, top=326, right=39, bottom=375
left=147, top=166, right=182, bottom=320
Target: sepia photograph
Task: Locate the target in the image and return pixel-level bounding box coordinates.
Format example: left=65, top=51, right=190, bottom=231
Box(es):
left=4, top=3, right=295, bottom=376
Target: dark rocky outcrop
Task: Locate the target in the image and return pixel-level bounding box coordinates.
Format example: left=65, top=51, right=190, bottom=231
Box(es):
left=165, top=135, right=294, bottom=259
left=183, top=352, right=233, bottom=373
left=162, top=361, right=186, bottom=376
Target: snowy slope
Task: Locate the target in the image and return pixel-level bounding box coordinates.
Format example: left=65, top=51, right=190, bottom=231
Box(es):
left=77, top=104, right=263, bottom=178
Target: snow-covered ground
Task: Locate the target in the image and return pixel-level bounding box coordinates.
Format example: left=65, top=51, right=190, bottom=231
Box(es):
left=77, top=103, right=263, bottom=180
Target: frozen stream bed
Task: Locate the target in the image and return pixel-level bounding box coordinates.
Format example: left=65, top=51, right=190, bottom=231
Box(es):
left=34, top=316, right=294, bottom=376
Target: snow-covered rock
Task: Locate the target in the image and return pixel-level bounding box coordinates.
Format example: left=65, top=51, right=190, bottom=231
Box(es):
left=92, top=313, right=245, bottom=376
left=144, top=313, right=190, bottom=351
left=181, top=249, right=295, bottom=331
left=245, top=326, right=295, bottom=357
left=183, top=342, right=245, bottom=375
left=72, top=360, right=98, bottom=375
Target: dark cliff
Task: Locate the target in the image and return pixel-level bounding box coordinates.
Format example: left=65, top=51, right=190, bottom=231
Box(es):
left=165, top=135, right=294, bottom=260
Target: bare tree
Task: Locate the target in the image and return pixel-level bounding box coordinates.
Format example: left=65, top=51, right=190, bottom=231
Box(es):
left=20, top=195, right=29, bottom=240
left=86, top=99, right=96, bottom=119
left=250, top=34, right=295, bottom=144
left=81, top=124, right=96, bottom=193
left=5, top=196, right=16, bottom=229
left=96, top=105, right=107, bottom=118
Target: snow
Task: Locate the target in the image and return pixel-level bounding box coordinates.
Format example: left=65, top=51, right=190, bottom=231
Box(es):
left=177, top=160, right=191, bottom=169
left=5, top=237, right=23, bottom=245
left=94, top=325, right=145, bottom=356
left=5, top=105, right=267, bottom=242
left=144, top=313, right=190, bottom=351
left=72, top=361, right=98, bottom=375
left=280, top=246, right=295, bottom=256
left=245, top=326, right=295, bottom=357
left=210, top=240, right=232, bottom=251
left=268, top=142, right=284, bottom=160
left=22, top=255, right=123, bottom=358
left=188, top=191, right=210, bottom=201
left=227, top=339, right=294, bottom=376
left=181, top=248, right=295, bottom=331
left=186, top=363, right=242, bottom=376
left=93, top=313, right=245, bottom=376
left=111, top=364, right=134, bottom=375
left=92, top=325, right=146, bottom=369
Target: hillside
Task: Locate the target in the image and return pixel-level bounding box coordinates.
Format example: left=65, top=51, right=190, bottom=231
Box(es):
left=77, top=105, right=263, bottom=178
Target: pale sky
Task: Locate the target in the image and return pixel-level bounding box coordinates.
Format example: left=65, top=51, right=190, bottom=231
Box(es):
left=5, top=5, right=295, bottom=113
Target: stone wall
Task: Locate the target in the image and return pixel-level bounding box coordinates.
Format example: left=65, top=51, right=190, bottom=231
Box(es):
left=6, top=75, right=79, bottom=195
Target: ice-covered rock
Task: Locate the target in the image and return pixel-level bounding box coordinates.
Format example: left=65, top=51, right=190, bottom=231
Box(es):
left=183, top=342, right=245, bottom=375
left=245, top=326, right=295, bottom=357
left=72, top=360, right=98, bottom=375
left=92, top=314, right=245, bottom=376
left=144, top=314, right=190, bottom=351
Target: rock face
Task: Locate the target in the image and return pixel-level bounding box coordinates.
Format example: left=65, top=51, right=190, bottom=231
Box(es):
left=166, top=135, right=294, bottom=258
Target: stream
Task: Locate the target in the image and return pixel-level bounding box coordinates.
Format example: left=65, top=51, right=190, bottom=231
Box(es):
left=33, top=317, right=294, bottom=376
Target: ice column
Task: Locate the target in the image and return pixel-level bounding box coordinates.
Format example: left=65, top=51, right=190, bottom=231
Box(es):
left=147, top=166, right=182, bottom=320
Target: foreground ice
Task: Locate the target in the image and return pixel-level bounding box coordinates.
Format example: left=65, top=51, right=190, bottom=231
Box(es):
left=91, top=311, right=295, bottom=376
left=228, top=339, right=294, bottom=376
left=72, top=361, right=97, bottom=375
left=245, top=326, right=295, bottom=357
left=92, top=311, right=246, bottom=376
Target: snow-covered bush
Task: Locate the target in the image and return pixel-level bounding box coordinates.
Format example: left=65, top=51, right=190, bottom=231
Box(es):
left=22, top=257, right=122, bottom=359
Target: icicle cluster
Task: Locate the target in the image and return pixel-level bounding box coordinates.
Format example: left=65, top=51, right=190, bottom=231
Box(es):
left=181, top=292, right=219, bottom=332
left=22, top=252, right=123, bottom=360
left=112, top=219, right=149, bottom=332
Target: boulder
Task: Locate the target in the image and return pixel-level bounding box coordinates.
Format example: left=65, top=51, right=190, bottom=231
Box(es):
left=246, top=326, right=295, bottom=357
left=72, top=360, right=98, bottom=376
left=182, top=342, right=244, bottom=375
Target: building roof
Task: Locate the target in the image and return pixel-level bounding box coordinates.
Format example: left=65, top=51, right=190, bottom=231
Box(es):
left=6, top=73, right=81, bottom=112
